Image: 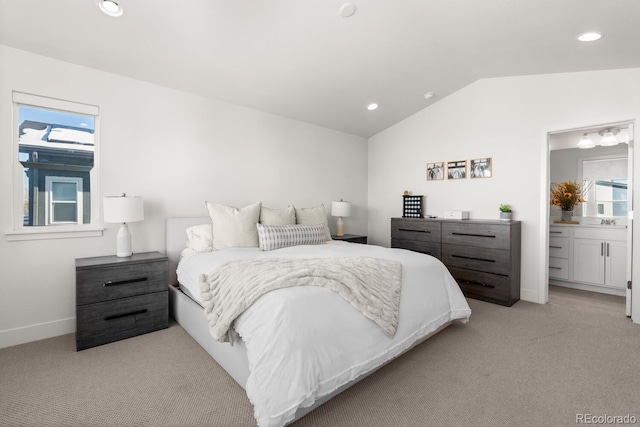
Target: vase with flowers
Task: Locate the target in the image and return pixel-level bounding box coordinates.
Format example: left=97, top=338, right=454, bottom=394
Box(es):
left=550, top=180, right=585, bottom=222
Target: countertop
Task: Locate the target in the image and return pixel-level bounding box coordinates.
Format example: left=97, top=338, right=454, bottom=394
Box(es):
left=550, top=222, right=627, bottom=229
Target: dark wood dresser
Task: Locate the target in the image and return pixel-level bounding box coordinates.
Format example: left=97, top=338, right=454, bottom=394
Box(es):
left=75, top=251, right=169, bottom=351
left=391, top=218, right=521, bottom=306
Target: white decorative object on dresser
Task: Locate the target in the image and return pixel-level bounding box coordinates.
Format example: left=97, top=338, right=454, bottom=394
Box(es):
left=548, top=224, right=627, bottom=296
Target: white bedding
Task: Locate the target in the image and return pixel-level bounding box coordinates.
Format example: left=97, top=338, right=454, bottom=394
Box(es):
left=177, top=241, right=471, bottom=427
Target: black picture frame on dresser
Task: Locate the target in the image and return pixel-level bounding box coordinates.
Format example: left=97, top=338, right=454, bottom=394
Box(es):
left=75, top=251, right=169, bottom=351
left=391, top=218, right=521, bottom=306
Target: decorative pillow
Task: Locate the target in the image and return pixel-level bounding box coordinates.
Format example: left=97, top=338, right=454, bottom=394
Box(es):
left=180, top=223, right=213, bottom=259
left=257, top=223, right=326, bottom=251
left=206, top=201, right=261, bottom=249
left=259, top=205, right=296, bottom=226
left=294, top=205, right=332, bottom=241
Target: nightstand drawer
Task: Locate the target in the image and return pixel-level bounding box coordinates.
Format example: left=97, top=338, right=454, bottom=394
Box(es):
left=77, top=260, right=168, bottom=305
left=76, top=292, right=168, bottom=349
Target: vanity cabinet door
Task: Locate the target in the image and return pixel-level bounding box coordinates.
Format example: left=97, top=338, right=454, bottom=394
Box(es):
left=573, top=238, right=605, bottom=285
left=605, top=240, right=627, bottom=289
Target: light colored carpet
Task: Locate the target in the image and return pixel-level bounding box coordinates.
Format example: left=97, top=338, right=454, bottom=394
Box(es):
left=1, top=286, right=639, bottom=427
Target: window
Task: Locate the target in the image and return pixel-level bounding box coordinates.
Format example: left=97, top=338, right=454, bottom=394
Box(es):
left=8, top=92, right=101, bottom=240
left=45, top=177, right=83, bottom=224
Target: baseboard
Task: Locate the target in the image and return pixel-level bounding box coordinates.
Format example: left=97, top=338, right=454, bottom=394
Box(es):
left=549, top=280, right=625, bottom=297
left=520, top=288, right=542, bottom=304
left=0, top=317, right=75, bottom=349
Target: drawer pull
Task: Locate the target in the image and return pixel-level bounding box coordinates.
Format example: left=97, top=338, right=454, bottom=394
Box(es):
left=549, top=231, right=563, bottom=234
left=451, top=232, right=495, bottom=239
left=103, top=277, right=148, bottom=287
left=460, top=280, right=494, bottom=289
left=104, top=309, right=148, bottom=321
left=549, top=245, right=563, bottom=249
left=549, top=266, right=562, bottom=270
left=451, top=254, right=496, bottom=263
left=398, top=228, right=431, bottom=234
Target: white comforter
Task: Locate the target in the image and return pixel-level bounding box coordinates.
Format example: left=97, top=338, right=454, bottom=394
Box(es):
left=177, top=242, right=471, bottom=427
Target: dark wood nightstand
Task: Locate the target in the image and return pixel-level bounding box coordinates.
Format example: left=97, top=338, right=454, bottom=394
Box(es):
left=75, top=251, right=169, bottom=351
left=331, top=234, right=367, bottom=244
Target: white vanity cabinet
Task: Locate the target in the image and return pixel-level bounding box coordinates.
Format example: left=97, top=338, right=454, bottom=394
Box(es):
left=548, top=226, right=570, bottom=280
left=572, top=227, right=627, bottom=290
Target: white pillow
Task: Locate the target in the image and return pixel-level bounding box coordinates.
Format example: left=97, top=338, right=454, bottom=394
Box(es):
left=295, top=205, right=332, bottom=241
left=206, top=201, right=262, bottom=249
left=259, top=205, right=296, bottom=226
left=180, top=223, right=213, bottom=259
left=257, top=223, right=326, bottom=251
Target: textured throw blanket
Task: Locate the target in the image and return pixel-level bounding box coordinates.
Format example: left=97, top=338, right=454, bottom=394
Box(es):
left=199, top=257, right=402, bottom=343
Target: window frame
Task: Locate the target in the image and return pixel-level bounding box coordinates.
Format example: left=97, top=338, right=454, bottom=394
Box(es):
left=6, top=92, right=102, bottom=241
left=45, top=176, right=84, bottom=225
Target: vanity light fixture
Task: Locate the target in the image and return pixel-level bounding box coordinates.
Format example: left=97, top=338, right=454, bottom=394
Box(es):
left=577, top=32, right=602, bottom=42
left=367, top=103, right=379, bottom=111
left=97, top=0, right=123, bottom=17
left=577, top=127, right=622, bottom=149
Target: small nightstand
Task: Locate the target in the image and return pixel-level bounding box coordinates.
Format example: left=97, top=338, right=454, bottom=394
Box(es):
left=331, top=234, right=367, bottom=244
left=75, top=251, right=169, bottom=351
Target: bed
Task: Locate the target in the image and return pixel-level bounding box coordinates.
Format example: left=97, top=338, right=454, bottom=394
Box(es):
left=166, top=216, right=471, bottom=427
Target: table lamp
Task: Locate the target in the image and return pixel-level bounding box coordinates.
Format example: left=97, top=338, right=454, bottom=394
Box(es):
left=331, top=200, right=351, bottom=237
left=103, top=193, right=144, bottom=257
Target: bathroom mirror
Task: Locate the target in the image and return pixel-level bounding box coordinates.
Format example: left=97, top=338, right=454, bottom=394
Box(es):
left=581, top=157, right=628, bottom=218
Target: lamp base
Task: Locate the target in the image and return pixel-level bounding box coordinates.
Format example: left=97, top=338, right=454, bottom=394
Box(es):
left=335, top=217, right=344, bottom=237
left=116, top=223, right=133, bottom=257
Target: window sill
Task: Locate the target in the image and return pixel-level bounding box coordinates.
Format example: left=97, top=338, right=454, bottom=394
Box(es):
left=5, top=225, right=104, bottom=241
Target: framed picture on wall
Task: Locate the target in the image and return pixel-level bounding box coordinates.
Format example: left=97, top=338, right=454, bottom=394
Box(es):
left=470, top=157, right=492, bottom=178
left=447, top=160, right=467, bottom=179
left=426, top=162, right=444, bottom=181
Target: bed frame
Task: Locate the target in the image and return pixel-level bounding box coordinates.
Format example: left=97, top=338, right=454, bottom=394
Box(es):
left=166, top=217, right=450, bottom=424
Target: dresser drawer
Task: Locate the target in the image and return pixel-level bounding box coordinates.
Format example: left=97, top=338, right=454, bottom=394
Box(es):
left=77, top=260, right=168, bottom=305
left=391, top=238, right=441, bottom=258
left=447, top=266, right=515, bottom=306
left=441, top=244, right=510, bottom=275
left=548, top=257, right=569, bottom=280
left=442, top=222, right=511, bottom=250
left=76, top=291, right=168, bottom=350
left=549, top=236, right=569, bottom=258
left=391, top=219, right=441, bottom=243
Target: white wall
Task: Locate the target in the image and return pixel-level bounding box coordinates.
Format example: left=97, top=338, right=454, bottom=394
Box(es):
left=0, top=45, right=368, bottom=348
left=368, top=68, right=640, bottom=306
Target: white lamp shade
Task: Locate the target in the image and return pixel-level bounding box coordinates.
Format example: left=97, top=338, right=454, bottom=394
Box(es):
left=103, top=195, right=144, bottom=223
left=599, top=131, right=619, bottom=146
left=331, top=201, right=351, bottom=217
left=577, top=134, right=595, bottom=149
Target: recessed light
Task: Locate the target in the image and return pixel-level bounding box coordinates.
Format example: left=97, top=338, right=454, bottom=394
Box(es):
left=340, top=3, right=357, bottom=18
left=577, top=32, right=602, bottom=42
left=423, top=92, right=435, bottom=100
left=97, top=0, right=123, bottom=18
left=367, top=103, right=378, bottom=111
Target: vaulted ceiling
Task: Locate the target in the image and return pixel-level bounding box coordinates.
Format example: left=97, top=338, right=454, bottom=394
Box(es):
left=1, top=0, right=639, bottom=137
